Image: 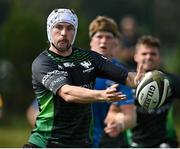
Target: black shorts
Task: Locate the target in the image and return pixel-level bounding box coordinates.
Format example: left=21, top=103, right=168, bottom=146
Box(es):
left=23, top=142, right=91, bottom=148
left=130, top=138, right=179, bottom=148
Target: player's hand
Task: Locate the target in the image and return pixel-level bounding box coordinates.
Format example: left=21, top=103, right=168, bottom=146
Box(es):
left=103, top=84, right=127, bottom=102
left=127, top=63, right=145, bottom=88
left=104, top=113, right=125, bottom=137
left=134, top=63, right=145, bottom=86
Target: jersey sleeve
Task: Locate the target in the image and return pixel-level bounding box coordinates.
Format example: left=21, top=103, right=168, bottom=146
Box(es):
left=90, top=51, right=128, bottom=84
left=32, top=55, right=71, bottom=95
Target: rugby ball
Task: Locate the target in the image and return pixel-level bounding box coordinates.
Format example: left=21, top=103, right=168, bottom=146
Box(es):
left=136, top=70, right=170, bottom=110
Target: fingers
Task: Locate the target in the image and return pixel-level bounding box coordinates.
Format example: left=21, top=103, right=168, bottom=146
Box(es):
left=110, top=83, right=119, bottom=89
left=106, top=92, right=126, bottom=99
left=107, top=93, right=127, bottom=102
left=106, top=84, right=119, bottom=93
left=104, top=122, right=120, bottom=137
left=105, top=84, right=127, bottom=102
left=137, top=63, right=145, bottom=73
left=136, top=63, right=142, bottom=81
left=135, top=63, right=145, bottom=86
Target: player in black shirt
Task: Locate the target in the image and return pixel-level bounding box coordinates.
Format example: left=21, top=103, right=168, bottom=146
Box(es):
left=130, top=35, right=180, bottom=148
left=23, top=8, right=143, bottom=148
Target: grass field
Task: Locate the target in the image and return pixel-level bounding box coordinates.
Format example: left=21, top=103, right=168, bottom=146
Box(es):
left=0, top=116, right=32, bottom=148
left=0, top=105, right=180, bottom=147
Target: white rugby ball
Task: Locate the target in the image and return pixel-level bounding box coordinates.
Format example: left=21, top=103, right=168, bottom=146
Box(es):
left=136, top=70, right=170, bottom=110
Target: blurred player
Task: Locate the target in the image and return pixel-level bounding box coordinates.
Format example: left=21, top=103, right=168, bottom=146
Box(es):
left=106, top=35, right=180, bottom=148
left=89, top=16, right=136, bottom=148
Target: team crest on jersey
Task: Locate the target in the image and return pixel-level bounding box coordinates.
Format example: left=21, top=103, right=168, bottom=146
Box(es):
left=80, top=61, right=91, bottom=68
left=101, top=55, right=108, bottom=60
left=80, top=60, right=94, bottom=73
left=63, top=62, right=75, bottom=67
left=58, top=65, right=64, bottom=70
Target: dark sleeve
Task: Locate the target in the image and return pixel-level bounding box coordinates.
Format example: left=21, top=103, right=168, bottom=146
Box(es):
left=167, top=73, right=180, bottom=99
left=90, top=50, right=128, bottom=84
left=32, top=55, right=71, bottom=95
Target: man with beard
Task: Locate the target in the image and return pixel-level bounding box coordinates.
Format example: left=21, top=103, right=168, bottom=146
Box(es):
left=106, top=35, right=180, bottom=148
left=23, top=8, right=143, bottom=148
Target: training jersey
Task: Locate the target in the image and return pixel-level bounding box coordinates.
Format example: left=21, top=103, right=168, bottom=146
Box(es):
left=92, top=59, right=134, bottom=147
left=130, top=72, right=180, bottom=148
left=29, top=47, right=128, bottom=148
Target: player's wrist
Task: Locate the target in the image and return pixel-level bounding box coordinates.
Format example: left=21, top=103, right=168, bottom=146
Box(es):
left=115, top=113, right=125, bottom=131
left=118, top=121, right=125, bottom=132
left=96, top=90, right=107, bottom=102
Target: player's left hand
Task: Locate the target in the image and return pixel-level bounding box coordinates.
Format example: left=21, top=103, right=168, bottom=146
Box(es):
left=104, top=113, right=125, bottom=137
left=134, top=63, right=145, bottom=86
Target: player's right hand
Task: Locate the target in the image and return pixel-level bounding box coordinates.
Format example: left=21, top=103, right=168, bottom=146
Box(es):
left=103, top=84, right=127, bottom=102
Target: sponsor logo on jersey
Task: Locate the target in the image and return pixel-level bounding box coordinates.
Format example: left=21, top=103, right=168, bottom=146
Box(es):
left=80, top=61, right=94, bottom=73
left=81, top=82, right=94, bottom=89
left=58, top=64, right=64, bottom=70
left=80, top=61, right=91, bottom=68
left=49, top=76, right=66, bottom=91
left=101, top=55, right=108, bottom=60
left=83, top=67, right=94, bottom=73
left=42, top=70, right=68, bottom=85
left=63, top=62, right=75, bottom=67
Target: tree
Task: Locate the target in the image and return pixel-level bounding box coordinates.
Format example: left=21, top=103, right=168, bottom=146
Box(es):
left=0, top=0, right=47, bottom=114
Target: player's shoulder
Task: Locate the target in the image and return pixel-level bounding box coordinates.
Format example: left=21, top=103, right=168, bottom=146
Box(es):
left=33, top=49, right=50, bottom=63
left=32, top=49, right=55, bottom=71
left=162, top=71, right=180, bottom=85
left=73, top=46, right=95, bottom=55
left=73, top=47, right=105, bottom=62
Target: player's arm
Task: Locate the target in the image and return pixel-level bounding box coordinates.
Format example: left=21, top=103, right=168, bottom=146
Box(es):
left=91, top=51, right=144, bottom=89
left=58, top=84, right=127, bottom=103
left=104, top=104, right=136, bottom=137
left=33, top=59, right=127, bottom=104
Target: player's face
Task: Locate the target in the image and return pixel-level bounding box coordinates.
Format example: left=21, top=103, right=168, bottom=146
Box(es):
left=51, top=22, right=75, bottom=51
left=134, top=44, right=161, bottom=72
left=90, top=31, right=116, bottom=58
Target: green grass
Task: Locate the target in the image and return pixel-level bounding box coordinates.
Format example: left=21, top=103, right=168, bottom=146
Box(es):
left=0, top=116, right=32, bottom=148
left=0, top=108, right=180, bottom=147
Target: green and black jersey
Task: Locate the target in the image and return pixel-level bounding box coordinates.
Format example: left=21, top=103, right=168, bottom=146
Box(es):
left=130, top=72, right=180, bottom=148
left=28, top=47, right=128, bottom=147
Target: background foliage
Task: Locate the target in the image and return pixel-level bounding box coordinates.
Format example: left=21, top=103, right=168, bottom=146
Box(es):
left=0, top=0, right=179, bottom=147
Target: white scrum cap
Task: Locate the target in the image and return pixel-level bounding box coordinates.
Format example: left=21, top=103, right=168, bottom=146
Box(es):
left=47, top=8, right=78, bottom=45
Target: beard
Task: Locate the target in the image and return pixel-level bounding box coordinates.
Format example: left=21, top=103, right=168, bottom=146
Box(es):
left=53, top=39, right=71, bottom=51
